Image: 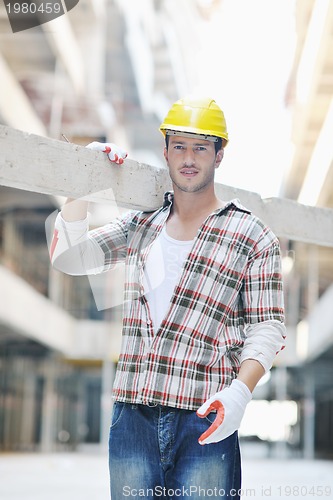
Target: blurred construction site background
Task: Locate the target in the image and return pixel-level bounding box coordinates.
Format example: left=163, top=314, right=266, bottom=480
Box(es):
left=0, top=0, right=333, bottom=481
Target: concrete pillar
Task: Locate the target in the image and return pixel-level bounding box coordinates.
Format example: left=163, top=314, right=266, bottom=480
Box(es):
left=2, top=212, right=19, bottom=269
left=20, top=368, right=36, bottom=449
left=303, top=367, right=316, bottom=459
left=49, top=59, right=65, bottom=139
left=40, top=359, right=57, bottom=452
left=307, top=245, right=319, bottom=311
left=286, top=263, right=301, bottom=329
left=275, top=366, right=289, bottom=458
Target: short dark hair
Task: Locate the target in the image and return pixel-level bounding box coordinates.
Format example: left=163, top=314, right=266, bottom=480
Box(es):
left=165, top=135, right=223, bottom=154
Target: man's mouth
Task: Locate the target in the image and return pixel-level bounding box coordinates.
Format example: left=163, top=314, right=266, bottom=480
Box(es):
left=180, top=168, right=199, bottom=177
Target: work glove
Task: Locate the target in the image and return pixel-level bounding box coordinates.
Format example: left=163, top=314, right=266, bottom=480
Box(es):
left=196, top=379, right=252, bottom=445
left=86, top=141, right=128, bottom=165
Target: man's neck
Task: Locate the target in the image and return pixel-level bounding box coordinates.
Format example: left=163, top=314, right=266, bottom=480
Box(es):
left=171, top=188, right=223, bottom=220
left=166, top=188, right=225, bottom=240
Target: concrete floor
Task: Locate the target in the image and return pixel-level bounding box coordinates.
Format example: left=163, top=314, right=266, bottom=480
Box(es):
left=0, top=449, right=332, bottom=499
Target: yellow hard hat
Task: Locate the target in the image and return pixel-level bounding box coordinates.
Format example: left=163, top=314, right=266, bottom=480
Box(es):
left=159, top=96, right=228, bottom=146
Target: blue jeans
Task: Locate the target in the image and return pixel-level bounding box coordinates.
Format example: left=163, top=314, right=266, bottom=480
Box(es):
left=109, top=403, right=241, bottom=499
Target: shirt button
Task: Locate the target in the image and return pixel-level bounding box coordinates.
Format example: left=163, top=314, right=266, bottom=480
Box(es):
left=151, top=348, right=155, bottom=353
left=147, top=320, right=153, bottom=326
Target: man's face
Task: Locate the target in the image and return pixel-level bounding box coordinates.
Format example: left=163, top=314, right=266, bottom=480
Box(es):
left=164, top=135, right=223, bottom=194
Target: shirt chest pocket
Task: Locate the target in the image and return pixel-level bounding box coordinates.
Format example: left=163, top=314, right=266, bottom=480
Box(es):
left=190, top=242, right=248, bottom=284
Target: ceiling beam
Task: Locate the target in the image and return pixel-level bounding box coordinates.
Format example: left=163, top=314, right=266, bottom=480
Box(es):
left=0, top=52, right=47, bottom=136
left=41, top=14, right=85, bottom=95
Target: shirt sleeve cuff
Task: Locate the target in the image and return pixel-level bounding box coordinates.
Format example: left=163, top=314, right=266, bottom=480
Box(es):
left=240, top=320, right=287, bottom=373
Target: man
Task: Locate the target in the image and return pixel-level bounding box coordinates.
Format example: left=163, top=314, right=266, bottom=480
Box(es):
left=51, top=97, right=286, bottom=499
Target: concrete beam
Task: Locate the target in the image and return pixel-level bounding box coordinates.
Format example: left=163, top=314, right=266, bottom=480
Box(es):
left=1, top=124, right=333, bottom=247
left=0, top=124, right=171, bottom=211
left=0, top=264, right=74, bottom=354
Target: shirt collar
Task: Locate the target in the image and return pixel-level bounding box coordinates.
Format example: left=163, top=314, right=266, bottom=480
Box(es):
left=162, top=191, right=251, bottom=215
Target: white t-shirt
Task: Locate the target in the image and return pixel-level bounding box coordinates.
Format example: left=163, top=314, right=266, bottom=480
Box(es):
left=143, top=226, right=193, bottom=333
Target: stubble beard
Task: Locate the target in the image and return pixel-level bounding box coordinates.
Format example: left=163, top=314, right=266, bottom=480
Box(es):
left=170, top=168, right=215, bottom=194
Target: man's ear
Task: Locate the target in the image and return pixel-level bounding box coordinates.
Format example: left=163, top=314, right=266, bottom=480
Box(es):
left=215, top=148, right=224, bottom=168
left=163, top=147, right=168, bottom=162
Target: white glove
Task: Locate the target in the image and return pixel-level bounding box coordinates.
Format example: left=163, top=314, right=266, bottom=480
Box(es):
left=86, top=141, right=127, bottom=165
left=196, top=379, right=252, bottom=445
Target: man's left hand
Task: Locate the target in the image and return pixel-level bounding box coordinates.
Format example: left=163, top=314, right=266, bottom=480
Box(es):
left=196, top=379, right=252, bottom=445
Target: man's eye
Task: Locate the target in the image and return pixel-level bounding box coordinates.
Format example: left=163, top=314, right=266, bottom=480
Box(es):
left=196, top=146, right=207, bottom=151
left=174, top=145, right=184, bottom=150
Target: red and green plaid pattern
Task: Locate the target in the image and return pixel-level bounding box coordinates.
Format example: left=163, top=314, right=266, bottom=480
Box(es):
left=89, top=195, right=285, bottom=410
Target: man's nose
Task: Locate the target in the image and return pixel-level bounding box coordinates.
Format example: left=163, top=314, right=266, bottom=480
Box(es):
left=183, top=149, right=195, bottom=166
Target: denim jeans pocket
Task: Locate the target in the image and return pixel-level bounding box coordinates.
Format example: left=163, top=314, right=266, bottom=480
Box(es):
left=110, top=402, right=125, bottom=430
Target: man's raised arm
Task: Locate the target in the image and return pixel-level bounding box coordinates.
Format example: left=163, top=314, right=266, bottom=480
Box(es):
left=49, top=142, right=127, bottom=275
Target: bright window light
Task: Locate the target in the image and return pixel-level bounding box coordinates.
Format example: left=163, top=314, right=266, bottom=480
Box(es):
left=240, top=400, right=298, bottom=441
left=296, top=0, right=330, bottom=104
left=298, top=97, right=333, bottom=206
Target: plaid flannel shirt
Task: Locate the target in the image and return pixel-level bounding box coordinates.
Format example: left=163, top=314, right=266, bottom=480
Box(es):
left=83, top=193, right=285, bottom=410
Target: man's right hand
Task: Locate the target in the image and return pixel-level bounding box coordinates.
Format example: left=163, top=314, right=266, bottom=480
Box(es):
left=60, top=142, right=127, bottom=223
left=86, top=141, right=128, bottom=165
